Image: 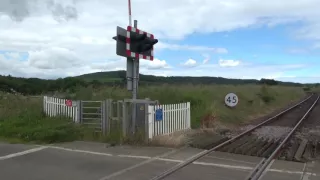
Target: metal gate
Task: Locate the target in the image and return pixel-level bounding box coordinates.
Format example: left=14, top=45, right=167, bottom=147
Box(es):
left=78, top=99, right=158, bottom=139
left=105, top=99, right=124, bottom=139
left=80, top=100, right=105, bottom=133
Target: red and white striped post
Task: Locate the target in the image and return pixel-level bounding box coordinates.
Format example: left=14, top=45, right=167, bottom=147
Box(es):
left=127, top=0, right=138, bottom=134
left=128, top=0, right=132, bottom=26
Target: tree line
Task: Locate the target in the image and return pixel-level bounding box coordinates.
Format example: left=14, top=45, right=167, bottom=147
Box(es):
left=0, top=71, right=317, bottom=95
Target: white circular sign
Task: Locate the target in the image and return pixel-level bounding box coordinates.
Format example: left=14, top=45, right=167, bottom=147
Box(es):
left=225, top=93, right=238, bottom=107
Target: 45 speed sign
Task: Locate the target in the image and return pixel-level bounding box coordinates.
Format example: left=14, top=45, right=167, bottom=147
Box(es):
left=225, top=93, right=238, bottom=107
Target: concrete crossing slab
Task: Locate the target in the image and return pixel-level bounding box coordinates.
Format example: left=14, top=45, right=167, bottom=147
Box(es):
left=0, top=142, right=37, bottom=157
left=0, top=141, right=320, bottom=180
left=0, top=147, right=145, bottom=180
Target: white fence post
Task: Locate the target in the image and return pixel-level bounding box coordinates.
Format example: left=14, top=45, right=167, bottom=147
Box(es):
left=49, top=97, right=52, bottom=117
left=186, top=102, right=191, bottom=129
left=148, top=105, right=154, bottom=139
left=43, top=96, right=46, bottom=114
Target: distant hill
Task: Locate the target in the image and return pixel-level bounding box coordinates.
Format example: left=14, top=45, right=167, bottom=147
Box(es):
left=0, top=70, right=318, bottom=95
left=76, top=70, right=304, bottom=86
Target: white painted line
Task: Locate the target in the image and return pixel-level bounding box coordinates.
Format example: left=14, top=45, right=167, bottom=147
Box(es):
left=117, top=154, right=151, bottom=159
left=156, top=158, right=183, bottom=163
left=98, top=148, right=184, bottom=180
left=156, top=157, right=254, bottom=170
left=0, top=146, right=48, bottom=160
left=45, top=145, right=318, bottom=176
left=300, top=163, right=307, bottom=180
left=47, top=146, right=113, bottom=157
left=268, top=169, right=317, bottom=176
left=193, top=161, right=253, bottom=171
left=206, top=155, right=258, bottom=165
left=257, top=159, right=275, bottom=180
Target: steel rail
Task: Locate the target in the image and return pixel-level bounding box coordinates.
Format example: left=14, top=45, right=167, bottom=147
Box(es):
left=246, top=95, right=319, bottom=180
left=149, top=94, right=315, bottom=180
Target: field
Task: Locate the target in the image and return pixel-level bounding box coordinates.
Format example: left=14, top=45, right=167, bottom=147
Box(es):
left=0, top=84, right=308, bottom=144
left=67, top=84, right=307, bottom=127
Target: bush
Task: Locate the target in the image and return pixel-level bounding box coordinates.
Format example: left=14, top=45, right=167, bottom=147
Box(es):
left=259, top=78, right=278, bottom=86
left=302, top=86, right=311, bottom=92
left=257, top=85, right=275, bottom=104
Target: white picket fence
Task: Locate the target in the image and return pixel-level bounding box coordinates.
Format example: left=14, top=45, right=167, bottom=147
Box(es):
left=147, top=102, right=191, bottom=139
left=43, top=96, right=191, bottom=139
left=43, top=96, right=79, bottom=123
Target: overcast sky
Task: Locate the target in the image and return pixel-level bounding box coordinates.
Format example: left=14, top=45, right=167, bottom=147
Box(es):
left=1, top=0, right=320, bottom=83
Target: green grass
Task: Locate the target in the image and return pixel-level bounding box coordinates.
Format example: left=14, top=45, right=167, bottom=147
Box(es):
left=0, top=93, right=101, bottom=144
left=0, top=84, right=306, bottom=144
left=68, top=84, right=306, bottom=128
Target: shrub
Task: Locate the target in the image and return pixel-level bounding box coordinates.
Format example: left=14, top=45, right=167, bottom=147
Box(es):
left=302, top=86, right=311, bottom=92
left=257, top=85, right=275, bottom=104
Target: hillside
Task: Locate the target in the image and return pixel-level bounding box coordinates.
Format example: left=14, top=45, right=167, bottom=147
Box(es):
left=0, top=70, right=317, bottom=95
left=76, top=70, right=304, bottom=86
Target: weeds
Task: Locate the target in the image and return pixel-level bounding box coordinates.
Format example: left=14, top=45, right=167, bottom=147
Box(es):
left=257, top=85, right=275, bottom=104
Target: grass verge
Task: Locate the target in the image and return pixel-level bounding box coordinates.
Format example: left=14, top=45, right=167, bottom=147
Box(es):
left=0, top=93, right=101, bottom=144
left=0, top=84, right=307, bottom=144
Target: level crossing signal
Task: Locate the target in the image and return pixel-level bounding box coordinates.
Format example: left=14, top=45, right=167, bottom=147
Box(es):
left=113, top=26, right=158, bottom=60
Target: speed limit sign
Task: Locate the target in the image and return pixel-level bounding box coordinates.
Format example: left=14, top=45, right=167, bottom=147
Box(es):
left=225, top=93, right=238, bottom=107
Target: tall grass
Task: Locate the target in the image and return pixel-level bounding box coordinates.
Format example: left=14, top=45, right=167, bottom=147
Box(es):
left=69, top=84, right=306, bottom=128
left=0, top=93, right=85, bottom=143
left=0, top=84, right=306, bottom=144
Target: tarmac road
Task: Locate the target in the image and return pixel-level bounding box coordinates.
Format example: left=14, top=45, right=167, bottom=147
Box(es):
left=0, top=141, right=319, bottom=180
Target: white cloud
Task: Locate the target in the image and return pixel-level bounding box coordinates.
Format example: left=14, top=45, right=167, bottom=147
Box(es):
left=158, top=42, right=228, bottom=53
left=181, top=55, right=210, bottom=68
left=141, top=62, right=313, bottom=82
left=140, top=58, right=170, bottom=70
left=1, top=0, right=320, bottom=82
left=181, top=59, right=197, bottom=67
left=0, top=50, right=316, bottom=83
left=219, top=59, right=241, bottom=67
left=28, top=47, right=83, bottom=69
left=2, top=0, right=320, bottom=41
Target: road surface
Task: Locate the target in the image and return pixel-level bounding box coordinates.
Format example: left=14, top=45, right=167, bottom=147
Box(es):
left=0, top=141, right=319, bottom=180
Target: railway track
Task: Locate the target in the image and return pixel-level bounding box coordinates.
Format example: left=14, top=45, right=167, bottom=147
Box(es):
left=149, top=93, right=320, bottom=180
left=215, top=94, right=319, bottom=163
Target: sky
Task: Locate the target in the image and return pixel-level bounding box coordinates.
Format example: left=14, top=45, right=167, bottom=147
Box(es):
left=1, top=0, right=320, bottom=83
